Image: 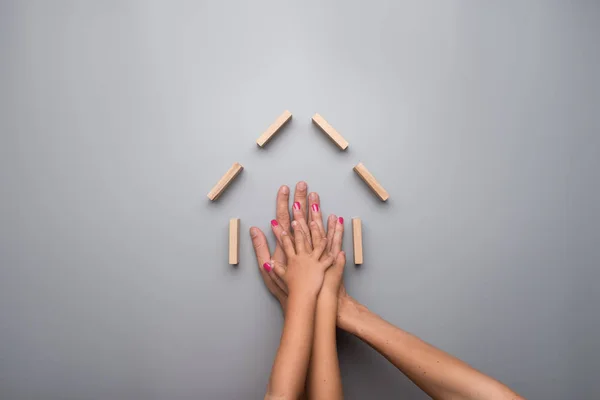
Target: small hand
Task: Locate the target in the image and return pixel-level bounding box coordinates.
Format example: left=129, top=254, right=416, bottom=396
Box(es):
left=270, top=208, right=334, bottom=298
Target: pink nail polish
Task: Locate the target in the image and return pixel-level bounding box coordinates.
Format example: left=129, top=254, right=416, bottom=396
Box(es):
left=312, top=204, right=319, bottom=212
left=293, top=202, right=301, bottom=210
left=263, top=262, right=272, bottom=272
left=338, top=217, right=344, bottom=224
left=271, top=219, right=278, bottom=227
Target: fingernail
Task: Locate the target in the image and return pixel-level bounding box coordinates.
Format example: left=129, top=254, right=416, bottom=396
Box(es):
left=293, top=202, right=301, bottom=210
left=292, top=221, right=298, bottom=228
left=250, top=228, right=258, bottom=237
left=281, top=185, right=289, bottom=194
left=263, top=262, right=272, bottom=272
left=312, top=204, right=319, bottom=212
left=309, top=192, right=317, bottom=200
left=271, top=219, right=278, bottom=227
left=338, top=217, right=344, bottom=224
left=298, top=182, right=307, bottom=190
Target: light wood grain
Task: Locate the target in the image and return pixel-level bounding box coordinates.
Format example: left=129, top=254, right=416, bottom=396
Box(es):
left=353, top=162, right=389, bottom=201
left=229, top=218, right=240, bottom=265
left=207, top=162, right=244, bottom=201
left=352, top=218, right=363, bottom=265
left=256, top=110, right=293, bottom=147
left=312, top=113, right=349, bottom=150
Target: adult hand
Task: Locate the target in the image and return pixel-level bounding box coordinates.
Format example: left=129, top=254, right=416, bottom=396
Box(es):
left=249, top=182, right=310, bottom=311
left=250, top=182, right=354, bottom=318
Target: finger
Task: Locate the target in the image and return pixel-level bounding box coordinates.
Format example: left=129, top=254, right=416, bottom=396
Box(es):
left=330, top=251, right=346, bottom=282
left=275, top=185, right=291, bottom=233
left=280, top=229, right=296, bottom=257
left=291, top=220, right=306, bottom=253
left=261, top=260, right=287, bottom=294
left=333, top=250, right=346, bottom=277
left=310, top=221, right=327, bottom=259
left=273, top=185, right=291, bottom=265
left=270, top=259, right=288, bottom=286
left=308, top=192, right=326, bottom=237
left=250, top=226, right=271, bottom=270
left=270, top=219, right=288, bottom=248
left=293, top=181, right=309, bottom=217
left=251, top=227, right=287, bottom=301
left=292, top=201, right=312, bottom=249
left=262, top=260, right=288, bottom=295
left=325, top=214, right=337, bottom=254
left=332, top=216, right=345, bottom=257
left=319, top=252, right=335, bottom=271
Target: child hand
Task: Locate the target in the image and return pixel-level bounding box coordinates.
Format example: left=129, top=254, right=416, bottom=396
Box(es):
left=320, top=215, right=346, bottom=299
left=303, top=195, right=346, bottom=300
left=269, top=213, right=335, bottom=299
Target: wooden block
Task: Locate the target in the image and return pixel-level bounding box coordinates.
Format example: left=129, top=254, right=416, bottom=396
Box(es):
left=353, top=162, right=389, bottom=201
left=312, top=113, right=349, bottom=150
left=352, top=218, right=363, bottom=265
left=256, top=110, right=292, bottom=147
left=207, top=162, right=244, bottom=201
left=229, top=218, right=240, bottom=265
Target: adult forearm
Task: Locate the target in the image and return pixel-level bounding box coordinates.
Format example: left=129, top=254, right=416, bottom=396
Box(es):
left=267, top=294, right=317, bottom=399
left=338, top=299, right=522, bottom=400
left=308, top=294, right=343, bottom=400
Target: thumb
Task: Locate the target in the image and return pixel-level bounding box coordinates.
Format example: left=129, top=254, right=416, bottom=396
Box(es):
left=270, top=259, right=287, bottom=282
left=333, top=251, right=346, bottom=277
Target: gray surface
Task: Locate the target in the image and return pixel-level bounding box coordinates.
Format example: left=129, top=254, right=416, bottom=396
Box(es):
left=1, top=1, right=599, bottom=399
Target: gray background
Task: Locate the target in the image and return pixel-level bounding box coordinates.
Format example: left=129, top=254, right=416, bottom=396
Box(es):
left=1, top=1, right=599, bottom=399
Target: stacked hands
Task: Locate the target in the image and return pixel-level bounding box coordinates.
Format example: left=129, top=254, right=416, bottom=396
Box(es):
left=250, top=182, right=355, bottom=328
left=250, top=182, right=525, bottom=400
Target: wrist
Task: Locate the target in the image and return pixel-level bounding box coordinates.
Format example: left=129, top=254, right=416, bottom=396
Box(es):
left=336, top=296, right=369, bottom=334
left=286, top=291, right=317, bottom=313
left=318, top=290, right=338, bottom=306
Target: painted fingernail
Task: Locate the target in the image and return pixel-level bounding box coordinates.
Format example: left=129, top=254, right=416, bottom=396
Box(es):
left=271, top=219, right=278, bottom=227
left=312, top=204, right=319, bottom=212
left=293, top=202, right=301, bottom=210
left=263, top=262, right=272, bottom=272
left=338, top=217, right=344, bottom=224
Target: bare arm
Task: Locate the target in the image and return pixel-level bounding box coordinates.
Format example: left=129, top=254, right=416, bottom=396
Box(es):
left=306, top=204, right=345, bottom=400
left=266, top=293, right=317, bottom=399
left=307, top=293, right=343, bottom=399
left=337, top=299, right=524, bottom=400
left=265, top=210, right=335, bottom=400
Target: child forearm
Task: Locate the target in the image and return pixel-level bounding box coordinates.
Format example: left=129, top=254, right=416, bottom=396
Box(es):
left=307, top=293, right=343, bottom=400
left=266, top=294, right=317, bottom=400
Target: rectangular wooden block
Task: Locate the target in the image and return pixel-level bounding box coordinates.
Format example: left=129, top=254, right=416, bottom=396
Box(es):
left=352, top=218, right=363, bottom=265
left=312, top=113, right=349, bottom=150
left=207, top=162, right=244, bottom=201
left=256, top=110, right=292, bottom=147
left=229, top=218, right=240, bottom=265
left=353, top=162, right=389, bottom=201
